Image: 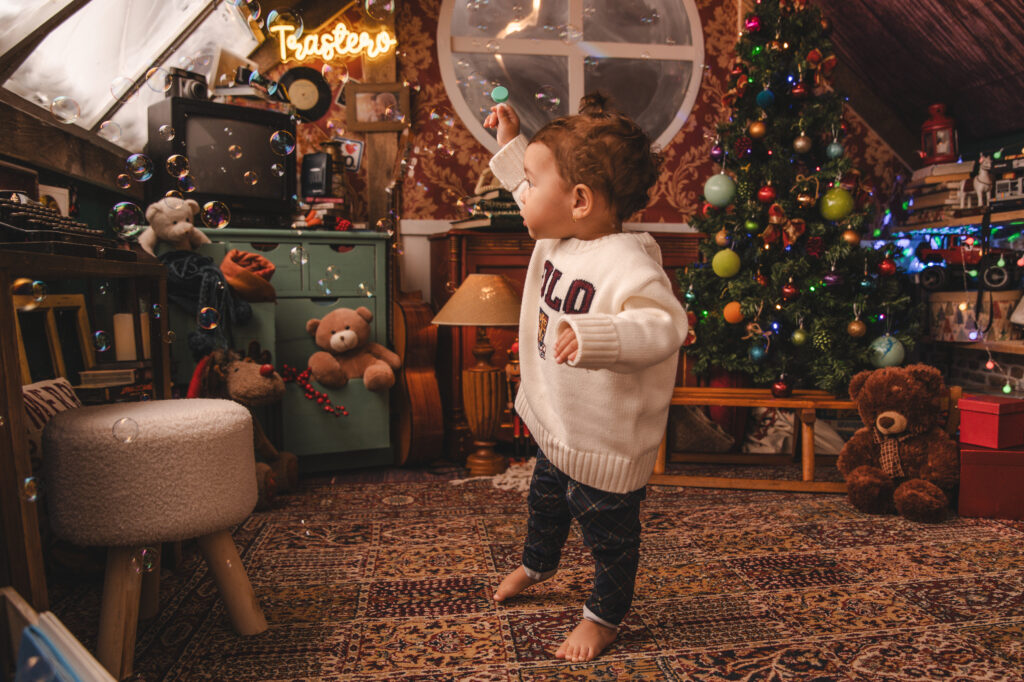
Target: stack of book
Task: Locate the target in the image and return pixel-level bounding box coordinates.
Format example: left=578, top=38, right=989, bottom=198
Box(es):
left=293, top=197, right=354, bottom=231
left=901, top=160, right=972, bottom=227
left=452, top=187, right=524, bottom=231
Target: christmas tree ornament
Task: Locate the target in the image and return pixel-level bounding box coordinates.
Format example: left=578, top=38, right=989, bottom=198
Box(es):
left=734, top=136, right=753, bottom=158
left=712, top=248, right=741, bottom=278
left=730, top=60, right=745, bottom=77
left=756, top=269, right=769, bottom=287
left=723, top=301, right=744, bottom=324
left=795, top=192, right=814, bottom=208
left=744, top=15, right=761, bottom=32
left=757, top=184, right=777, bottom=203
left=770, top=374, right=793, bottom=398
left=841, top=228, right=861, bottom=246
left=714, top=228, right=730, bottom=247
left=823, top=266, right=844, bottom=287
left=756, top=88, right=775, bottom=108
left=878, top=256, right=898, bottom=276
left=806, top=48, right=822, bottom=65
left=791, top=327, right=808, bottom=346
left=703, top=172, right=737, bottom=207
left=683, top=309, right=697, bottom=346
left=859, top=275, right=876, bottom=291
left=826, top=141, right=844, bottom=159
left=819, top=187, right=854, bottom=221
left=793, top=133, right=812, bottom=154
left=744, top=219, right=762, bottom=234
left=820, top=16, right=832, bottom=34
left=869, top=334, right=905, bottom=367
left=790, top=81, right=808, bottom=99
left=709, top=143, right=725, bottom=162
left=812, top=328, right=832, bottom=351
left=748, top=344, right=767, bottom=362
left=684, top=285, right=696, bottom=303
left=820, top=54, right=838, bottom=74
left=781, top=278, right=800, bottom=301
left=847, top=319, right=867, bottom=338
left=700, top=201, right=717, bottom=218
left=748, top=120, right=767, bottom=139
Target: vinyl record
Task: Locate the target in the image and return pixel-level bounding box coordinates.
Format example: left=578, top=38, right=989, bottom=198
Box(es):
left=279, top=67, right=331, bottom=122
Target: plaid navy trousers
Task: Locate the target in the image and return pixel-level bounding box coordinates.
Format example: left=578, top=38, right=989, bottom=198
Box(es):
left=522, top=450, right=645, bottom=628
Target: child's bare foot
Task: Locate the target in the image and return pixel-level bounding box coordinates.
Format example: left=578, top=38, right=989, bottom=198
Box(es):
left=554, top=619, right=617, bottom=662
left=493, top=565, right=541, bottom=602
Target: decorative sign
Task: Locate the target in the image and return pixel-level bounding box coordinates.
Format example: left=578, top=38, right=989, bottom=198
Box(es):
left=269, top=21, right=397, bottom=63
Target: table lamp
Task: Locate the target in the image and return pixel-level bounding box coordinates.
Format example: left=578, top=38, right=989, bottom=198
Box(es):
left=432, top=274, right=521, bottom=475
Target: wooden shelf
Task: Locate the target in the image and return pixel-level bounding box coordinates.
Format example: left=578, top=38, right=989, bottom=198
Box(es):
left=933, top=340, right=1024, bottom=356
left=895, top=208, right=1024, bottom=233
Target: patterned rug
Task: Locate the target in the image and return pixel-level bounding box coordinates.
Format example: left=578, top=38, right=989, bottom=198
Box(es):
left=46, top=460, right=1024, bottom=680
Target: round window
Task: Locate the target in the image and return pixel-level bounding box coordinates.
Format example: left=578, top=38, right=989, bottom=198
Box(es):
left=437, top=0, right=705, bottom=153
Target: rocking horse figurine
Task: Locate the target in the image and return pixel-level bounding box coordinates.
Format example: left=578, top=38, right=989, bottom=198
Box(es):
left=958, top=153, right=993, bottom=209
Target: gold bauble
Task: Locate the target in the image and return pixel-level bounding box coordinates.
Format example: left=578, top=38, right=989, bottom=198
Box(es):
left=796, top=192, right=815, bottom=208
left=715, top=228, right=730, bottom=247
left=847, top=320, right=867, bottom=338
left=748, top=121, right=767, bottom=139
left=841, top=229, right=862, bottom=246
left=792, top=134, right=812, bottom=153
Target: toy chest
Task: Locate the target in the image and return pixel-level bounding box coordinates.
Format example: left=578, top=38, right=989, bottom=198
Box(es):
left=958, top=443, right=1024, bottom=520
left=927, top=290, right=1022, bottom=342
left=957, top=393, right=1024, bottom=448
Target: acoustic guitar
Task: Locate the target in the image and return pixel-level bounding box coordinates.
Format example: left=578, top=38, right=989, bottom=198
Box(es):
left=387, top=128, right=444, bottom=465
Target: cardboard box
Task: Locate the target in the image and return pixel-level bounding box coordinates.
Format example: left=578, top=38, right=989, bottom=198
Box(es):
left=927, top=290, right=1022, bottom=342
left=958, top=394, right=1024, bottom=449
left=958, top=443, right=1024, bottom=520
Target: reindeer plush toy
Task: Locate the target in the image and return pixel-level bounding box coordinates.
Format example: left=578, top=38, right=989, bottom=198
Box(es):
left=958, top=153, right=993, bottom=209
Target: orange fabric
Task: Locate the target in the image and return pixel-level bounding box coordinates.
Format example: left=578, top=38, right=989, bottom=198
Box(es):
left=220, top=249, right=276, bottom=302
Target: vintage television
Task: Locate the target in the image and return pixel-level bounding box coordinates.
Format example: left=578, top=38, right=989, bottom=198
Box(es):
left=146, top=97, right=296, bottom=229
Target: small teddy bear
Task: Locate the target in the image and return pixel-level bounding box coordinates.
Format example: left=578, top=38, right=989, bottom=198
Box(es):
left=837, top=363, right=959, bottom=523
left=306, top=307, right=401, bottom=391
left=138, top=197, right=211, bottom=256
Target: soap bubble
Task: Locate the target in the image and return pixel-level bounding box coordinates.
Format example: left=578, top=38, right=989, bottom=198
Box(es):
left=534, top=85, right=561, bottom=112
left=316, top=279, right=333, bottom=295
left=269, top=130, right=295, bottom=155
left=244, top=171, right=259, bottom=185
left=166, top=154, right=190, bottom=178
left=193, top=49, right=214, bottom=70
left=94, top=331, right=112, bottom=352
left=163, top=190, right=184, bottom=209
left=201, top=201, right=231, bottom=228
left=177, top=174, right=196, bottom=192
left=560, top=24, right=582, bottom=43
left=126, top=154, right=154, bottom=181
left=228, top=144, right=243, bottom=159
left=50, top=96, right=80, bottom=124
left=151, top=303, right=163, bottom=319
left=31, top=281, right=47, bottom=303
left=108, top=201, right=145, bottom=237
left=21, top=477, right=38, bottom=503
left=164, top=330, right=176, bottom=343
left=267, top=9, right=303, bottom=38
left=112, top=417, right=138, bottom=443
left=358, top=282, right=375, bottom=298
left=248, top=70, right=278, bottom=96
left=325, top=265, right=342, bottom=281
left=132, top=547, right=158, bottom=573
left=224, top=126, right=233, bottom=136
left=198, top=306, right=220, bottom=330
left=365, top=0, right=394, bottom=21
left=323, top=63, right=349, bottom=84
left=158, top=124, right=175, bottom=141
left=110, top=76, right=133, bottom=100
left=98, top=120, right=121, bottom=142
left=290, top=246, right=309, bottom=265
left=116, top=174, right=131, bottom=189
left=97, top=281, right=110, bottom=296
left=270, top=163, right=285, bottom=177
left=145, top=67, right=171, bottom=93
left=246, top=0, right=261, bottom=20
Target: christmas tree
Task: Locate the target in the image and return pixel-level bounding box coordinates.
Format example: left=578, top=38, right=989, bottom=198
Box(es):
left=678, top=0, right=921, bottom=396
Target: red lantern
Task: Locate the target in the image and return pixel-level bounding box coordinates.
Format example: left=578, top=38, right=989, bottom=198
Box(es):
left=920, top=103, right=957, bottom=165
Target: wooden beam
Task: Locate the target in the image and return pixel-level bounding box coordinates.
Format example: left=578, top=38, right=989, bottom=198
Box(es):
left=833, top=63, right=919, bottom=170
left=649, top=473, right=846, bottom=494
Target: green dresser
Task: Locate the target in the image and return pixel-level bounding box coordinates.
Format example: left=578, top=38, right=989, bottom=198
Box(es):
left=169, top=228, right=393, bottom=472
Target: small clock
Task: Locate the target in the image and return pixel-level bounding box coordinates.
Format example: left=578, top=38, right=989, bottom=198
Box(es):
left=279, top=67, right=331, bottom=122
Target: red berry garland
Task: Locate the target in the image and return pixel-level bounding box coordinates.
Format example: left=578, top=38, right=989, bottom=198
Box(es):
left=281, top=364, right=349, bottom=416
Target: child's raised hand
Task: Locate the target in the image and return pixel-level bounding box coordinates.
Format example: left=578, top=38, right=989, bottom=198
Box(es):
left=553, top=326, right=579, bottom=365
left=483, top=103, right=521, bottom=146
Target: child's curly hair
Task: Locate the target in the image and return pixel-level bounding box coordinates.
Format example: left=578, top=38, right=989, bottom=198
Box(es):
left=531, top=92, right=663, bottom=223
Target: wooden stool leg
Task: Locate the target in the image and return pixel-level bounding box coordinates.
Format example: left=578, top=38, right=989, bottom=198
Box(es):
left=97, top=546, right=144, bottom=680
left=653, top=435, right=667, bottom=475
left=139, top=549, right=161, bottom=620
left=195, top=530, right=268, bottom=636
left=799, top=408, right=816, bottom=482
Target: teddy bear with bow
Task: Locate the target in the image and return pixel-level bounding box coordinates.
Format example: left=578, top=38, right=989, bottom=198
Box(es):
left=138, top=196, right=211, bottom=257
left=837, top=363, right=959, bottom=523
left=306, top=307, right=401, bottom=391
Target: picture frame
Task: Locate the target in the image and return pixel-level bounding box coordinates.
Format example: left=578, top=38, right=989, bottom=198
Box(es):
left=344, top=82, right=410, bottom=132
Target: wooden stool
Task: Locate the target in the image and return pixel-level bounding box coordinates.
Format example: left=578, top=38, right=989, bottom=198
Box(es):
left=43, top=399, right=268, bottom=680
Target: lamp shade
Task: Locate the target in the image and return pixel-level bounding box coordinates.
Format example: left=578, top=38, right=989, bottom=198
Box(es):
left=431, top=274, right=521, bottom=327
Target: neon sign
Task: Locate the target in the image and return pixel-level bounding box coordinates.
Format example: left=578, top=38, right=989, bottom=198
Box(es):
left=270, top=22, right=397, bottom=62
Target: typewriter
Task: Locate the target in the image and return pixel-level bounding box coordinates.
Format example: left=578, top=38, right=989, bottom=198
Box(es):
left=0, top=191, right=136, bottom=261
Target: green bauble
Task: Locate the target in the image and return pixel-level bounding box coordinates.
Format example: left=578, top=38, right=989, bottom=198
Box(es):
left=819, top=187, right=855, bottom=221
left=869, top=334, right=906, bottom=367
left=704, top=172, right=737, bottom=207
left=791, top=328, right=808, bottom=346
left=812, top=328, right=832, bottom=351
left=744, top=219, right=762, bottom=234
left=711, top=248, right=741, bottom=278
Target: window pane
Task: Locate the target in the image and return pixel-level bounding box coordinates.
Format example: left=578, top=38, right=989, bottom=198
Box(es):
left=451, top=1, right=568, bottom=40
left=0, top=0, right=63, bottom=48
left=454, top=53, right=569, bottom=140
left=584, top=57, right=692, bottom=138
left=582, top=0, right=693, bottom=45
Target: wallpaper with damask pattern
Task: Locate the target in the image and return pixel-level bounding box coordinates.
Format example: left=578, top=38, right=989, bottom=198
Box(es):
left=283, top=0, right=905, bottom=225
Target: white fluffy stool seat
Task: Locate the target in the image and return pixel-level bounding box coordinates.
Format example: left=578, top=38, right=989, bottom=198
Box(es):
left=43, top=398, right=267, bottom=680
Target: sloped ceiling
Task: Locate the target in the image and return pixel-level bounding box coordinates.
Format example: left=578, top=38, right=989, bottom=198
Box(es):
left=817, top=0, right=1024, bottom=146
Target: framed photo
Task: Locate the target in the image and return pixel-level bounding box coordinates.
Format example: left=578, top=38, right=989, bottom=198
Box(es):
left=335, top=137, right=365, bottom=172
left=344, top=82, right=410, bottom=131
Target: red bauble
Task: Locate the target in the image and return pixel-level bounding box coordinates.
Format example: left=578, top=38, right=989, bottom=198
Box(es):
left=790, top=82, right=808, bottom=99
left=770, top=376, right=793, bottom=398
left=878, top=257, right=898, bottom=276
left=756, top=271, right=769, bottom=287
left=701, top=201, right=717, bottom=218
left=806, top=48, right=822, bottom=64
left=781, top=281, right=800, bottom=301
left=744, top=15, right=762, bottom=32
left=757, top=185, right=777, bottom=203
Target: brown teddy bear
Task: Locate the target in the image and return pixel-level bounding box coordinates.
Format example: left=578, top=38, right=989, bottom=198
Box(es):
left=306, top=307, right=401, bottom=391
left=138, top=197, right=211, bottom=256
left=188, top=348, right=299, bottom=508
left=837, top=363, right=959, bottom=523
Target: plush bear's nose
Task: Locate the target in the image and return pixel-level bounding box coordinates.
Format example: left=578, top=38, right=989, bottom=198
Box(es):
left=259, top=364, right=274, bottom=377
left=878, top=416, right=895, bottom=429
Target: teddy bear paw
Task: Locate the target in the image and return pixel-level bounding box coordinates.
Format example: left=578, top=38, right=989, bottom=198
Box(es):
left=845, top=465, right=896, bottom=515
left=894, top=479, right=948, bottom=523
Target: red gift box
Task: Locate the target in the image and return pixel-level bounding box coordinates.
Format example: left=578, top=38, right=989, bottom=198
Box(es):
left=957, top=394, right=1024, bottom=449
left=958, top=443, right=1024, bottom=520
